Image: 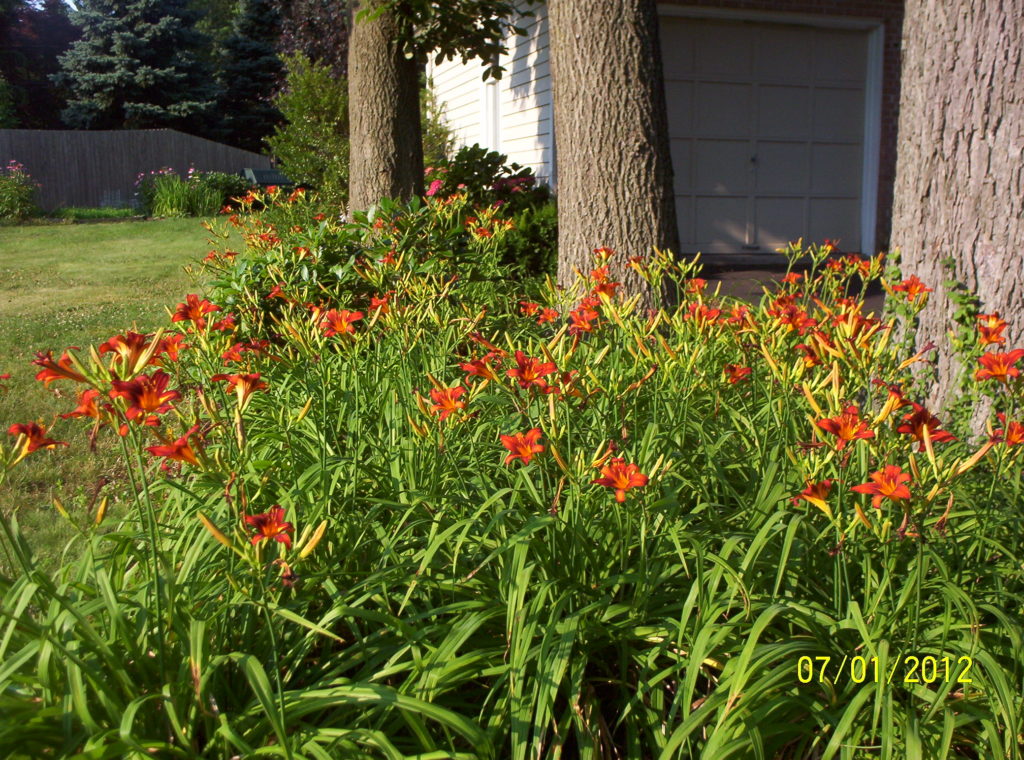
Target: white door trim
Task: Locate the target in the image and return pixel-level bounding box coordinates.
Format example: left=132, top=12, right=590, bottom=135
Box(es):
left=657, top=4, right=885, bottom=254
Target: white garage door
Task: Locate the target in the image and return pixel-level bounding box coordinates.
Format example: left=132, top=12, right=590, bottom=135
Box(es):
left=660, top=16, right=870, bottom=254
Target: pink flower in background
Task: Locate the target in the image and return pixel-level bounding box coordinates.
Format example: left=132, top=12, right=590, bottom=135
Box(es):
left=426, top=179, right=444, bottom=196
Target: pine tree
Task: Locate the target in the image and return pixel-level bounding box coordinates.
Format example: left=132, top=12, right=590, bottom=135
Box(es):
left=55, top=0, right=217, bottom=131
left=215, top=0, right=283, bottom=151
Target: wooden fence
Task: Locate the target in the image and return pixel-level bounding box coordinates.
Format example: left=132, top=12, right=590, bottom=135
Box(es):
left=0, top=129, right=272, bottom=210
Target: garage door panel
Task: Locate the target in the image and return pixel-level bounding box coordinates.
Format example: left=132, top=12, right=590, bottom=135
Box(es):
left=809, top=199, right=860, bottom=248
left=755, top=198, right=807, bottom=249
left=758, top=85, right=811, bottom=138
left=756, top=142, right=809, bottom=194
left=694, top=24, right=753, bottom=77
left=670, top=138, right=692, bottom=192
left=660, top=18, right=695, bottom=77
left=675, top=197, right=695, bottom=245
left=754, top=27, right=812, bottom=81
left=696, top=196, right=748, bottom=250
left=661, top=16, right=868, bottom=253
left=811, top=144, right=862, bottom=195
left=695, top=82, right=752, bottom=138
left=695, top=140, right=751, bottom=194
left=814, top=30, right=867, bottom=83
left=813, top=88, right=865, bottom=142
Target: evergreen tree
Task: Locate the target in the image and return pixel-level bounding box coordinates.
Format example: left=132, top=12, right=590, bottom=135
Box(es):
left=55, top=0, right=217, bottom=131
left=215, top=0, right=283, bottom=151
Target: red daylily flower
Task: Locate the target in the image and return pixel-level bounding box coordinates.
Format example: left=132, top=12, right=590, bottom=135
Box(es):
left=172, top=294, right=221, bottom=329
left=99, top=332, right=155, bottom=371
left=245, top=506, right=294, bottom=548
left=460, top=352, right=501, bottom=382
left=795, top=479, right=833, bottom=514
left=156, top=333, right=188, bottom=362
left=991, top=413, right=1024, bottom=447
left=519, top=301, right=540, bottom=316
left=892, top=275, right=932, bottom=303
left=60, top=389, right=105, bottom=420
left=33, top=350, right=87, bottom=386
left=896, top=403, right=956, bottom=450
left=507, top=351, right=557, bottom=390
left=977, top=313, right=1008, bottom=347
left=211, top=314, right=236, bottom=332
left=568, top=307, right=599, bottom=335
left=370, top=293, right=392, bottom=314
left=321, top=309, right=364, bottom=337
left=593, top=457, right=648, bottom=503
left=976, top=349, right=1024, bottom=384
left=816, top=405, right=875, bottom=450
left=500, top=428, right=544, bottom=465
left=537, top=307, right=559, bottom=325
left=212, top=373, right=267, bottom=409
left=146, top=424, right=202, bottom=469
left=429, top=385, right=466, bottom=421
left=780, top=272, right=803, bottom=285
left=852, top=465, right=912, bottom=509
left=7, top=422, right=67, bottom=456
left=266, top=283, right=287, bottom=300
left=109, top=371, right=180, bottom=424
left=724, top=364, right=751, bottom=384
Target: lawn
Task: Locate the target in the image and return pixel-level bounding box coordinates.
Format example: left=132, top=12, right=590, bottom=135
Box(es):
left=0, top=219, right=212, bottom=566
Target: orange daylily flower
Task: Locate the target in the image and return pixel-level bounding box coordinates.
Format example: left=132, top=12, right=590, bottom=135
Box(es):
left=892, top=275, right=932, bottom=303
left=156, top=333, right=188, bottom=362
left=568, top=306, right=599, bottom=335
left=815, top=405, right=875, bottom=450
left=460, top=352, right=501, bottom=382
left=724, top=364, right=751, bottom=384
left=593, top=457, right=649, bottom=503
left=507, top=351, right=557, bottom=390
left=321, top=309, right=364, bottom=337
left=98, top=332, right=156, bottom=371
left=171, top=294, right=221, bottom=329
left=780, top=272, right=803, bottom=285
left=991, top=413, right=1024, bottom=447
left=896, top=403, right=956, bottom=450
left=977, top=313, right=1008, bottom=347
left=500, top=428, right=544, bottom=465
left=32, top=350, right=87, bottom=386
left=146, top=424, right=202, bottom=469
left=685, top=278, right=707, bottom=294
left=211, top=314, right=236, bottom=332
left=245, top=506, right=294, bottom=548
left=519, top=301, right=540, bottom=316
left=60, top=389, right=105, bottom=420
left=109, top=371, right=181, bottom=425
left=370, top=293, right=393, bottom=314
left=975, top=349, right=1024, bottom=384
left=590, top=266, right=621, bottom=298
left=429, top=385, right=466, bottom=421
left=212, top=373, right=267, bottom=410
left=7, top=422, right=67, bottom=458
left=795, top=479, right=833, bottom=515
left=537, top=307, right=559, bottom=325
left=852, top=465, right=912, bottom=509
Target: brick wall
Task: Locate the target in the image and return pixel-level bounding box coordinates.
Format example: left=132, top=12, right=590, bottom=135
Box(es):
left=661, top=0, right=905, bottom=251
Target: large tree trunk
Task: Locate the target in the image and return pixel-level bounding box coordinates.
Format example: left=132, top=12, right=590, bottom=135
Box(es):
left=347, top=0, right=423, bottom=213
left=548, top=0, right=679, bottom=306
left=891, top=1, right=1024, bottom=409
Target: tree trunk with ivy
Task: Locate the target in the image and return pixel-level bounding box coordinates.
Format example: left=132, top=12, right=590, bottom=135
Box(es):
left=346, top=0, right=423, bottom=213
left=548, top=0, right=679, bottom=306
left=890, top=0, right=1024, bottom=411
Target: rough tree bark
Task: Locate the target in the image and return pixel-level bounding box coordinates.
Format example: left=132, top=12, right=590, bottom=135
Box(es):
left=548, top=0, right=679, bottom=306
left=891, top=0, right=1024, bottom=409
left=347, top=0, right=423, bottom=213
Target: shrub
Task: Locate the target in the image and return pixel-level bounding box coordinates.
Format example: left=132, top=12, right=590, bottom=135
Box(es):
left=136, top=168, right=252, bottom=217
left=2, top=198, right=1022, bottom=758
left=425, top=143, right=550, bottom=216
left=0, top=160, right=39, bottom=221
left=266, top=53, right=350, bottom=206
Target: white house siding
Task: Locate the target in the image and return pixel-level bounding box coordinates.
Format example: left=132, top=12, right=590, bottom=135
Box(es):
left=427, top=2, right=554, bottom=184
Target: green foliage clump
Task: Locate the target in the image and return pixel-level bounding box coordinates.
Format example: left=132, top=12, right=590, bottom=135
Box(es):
left=0, top=160, right=38, bottom=220
left=266, top=52, right=349, bottom=206
left=137, top=168, right=253, bottom=218
left=2, top=198, right=1023, bottom=758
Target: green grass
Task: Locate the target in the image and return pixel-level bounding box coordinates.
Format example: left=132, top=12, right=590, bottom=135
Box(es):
left=0, top=219, right=211, bottom=567
left=50, top=206, right=140, bottom=221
